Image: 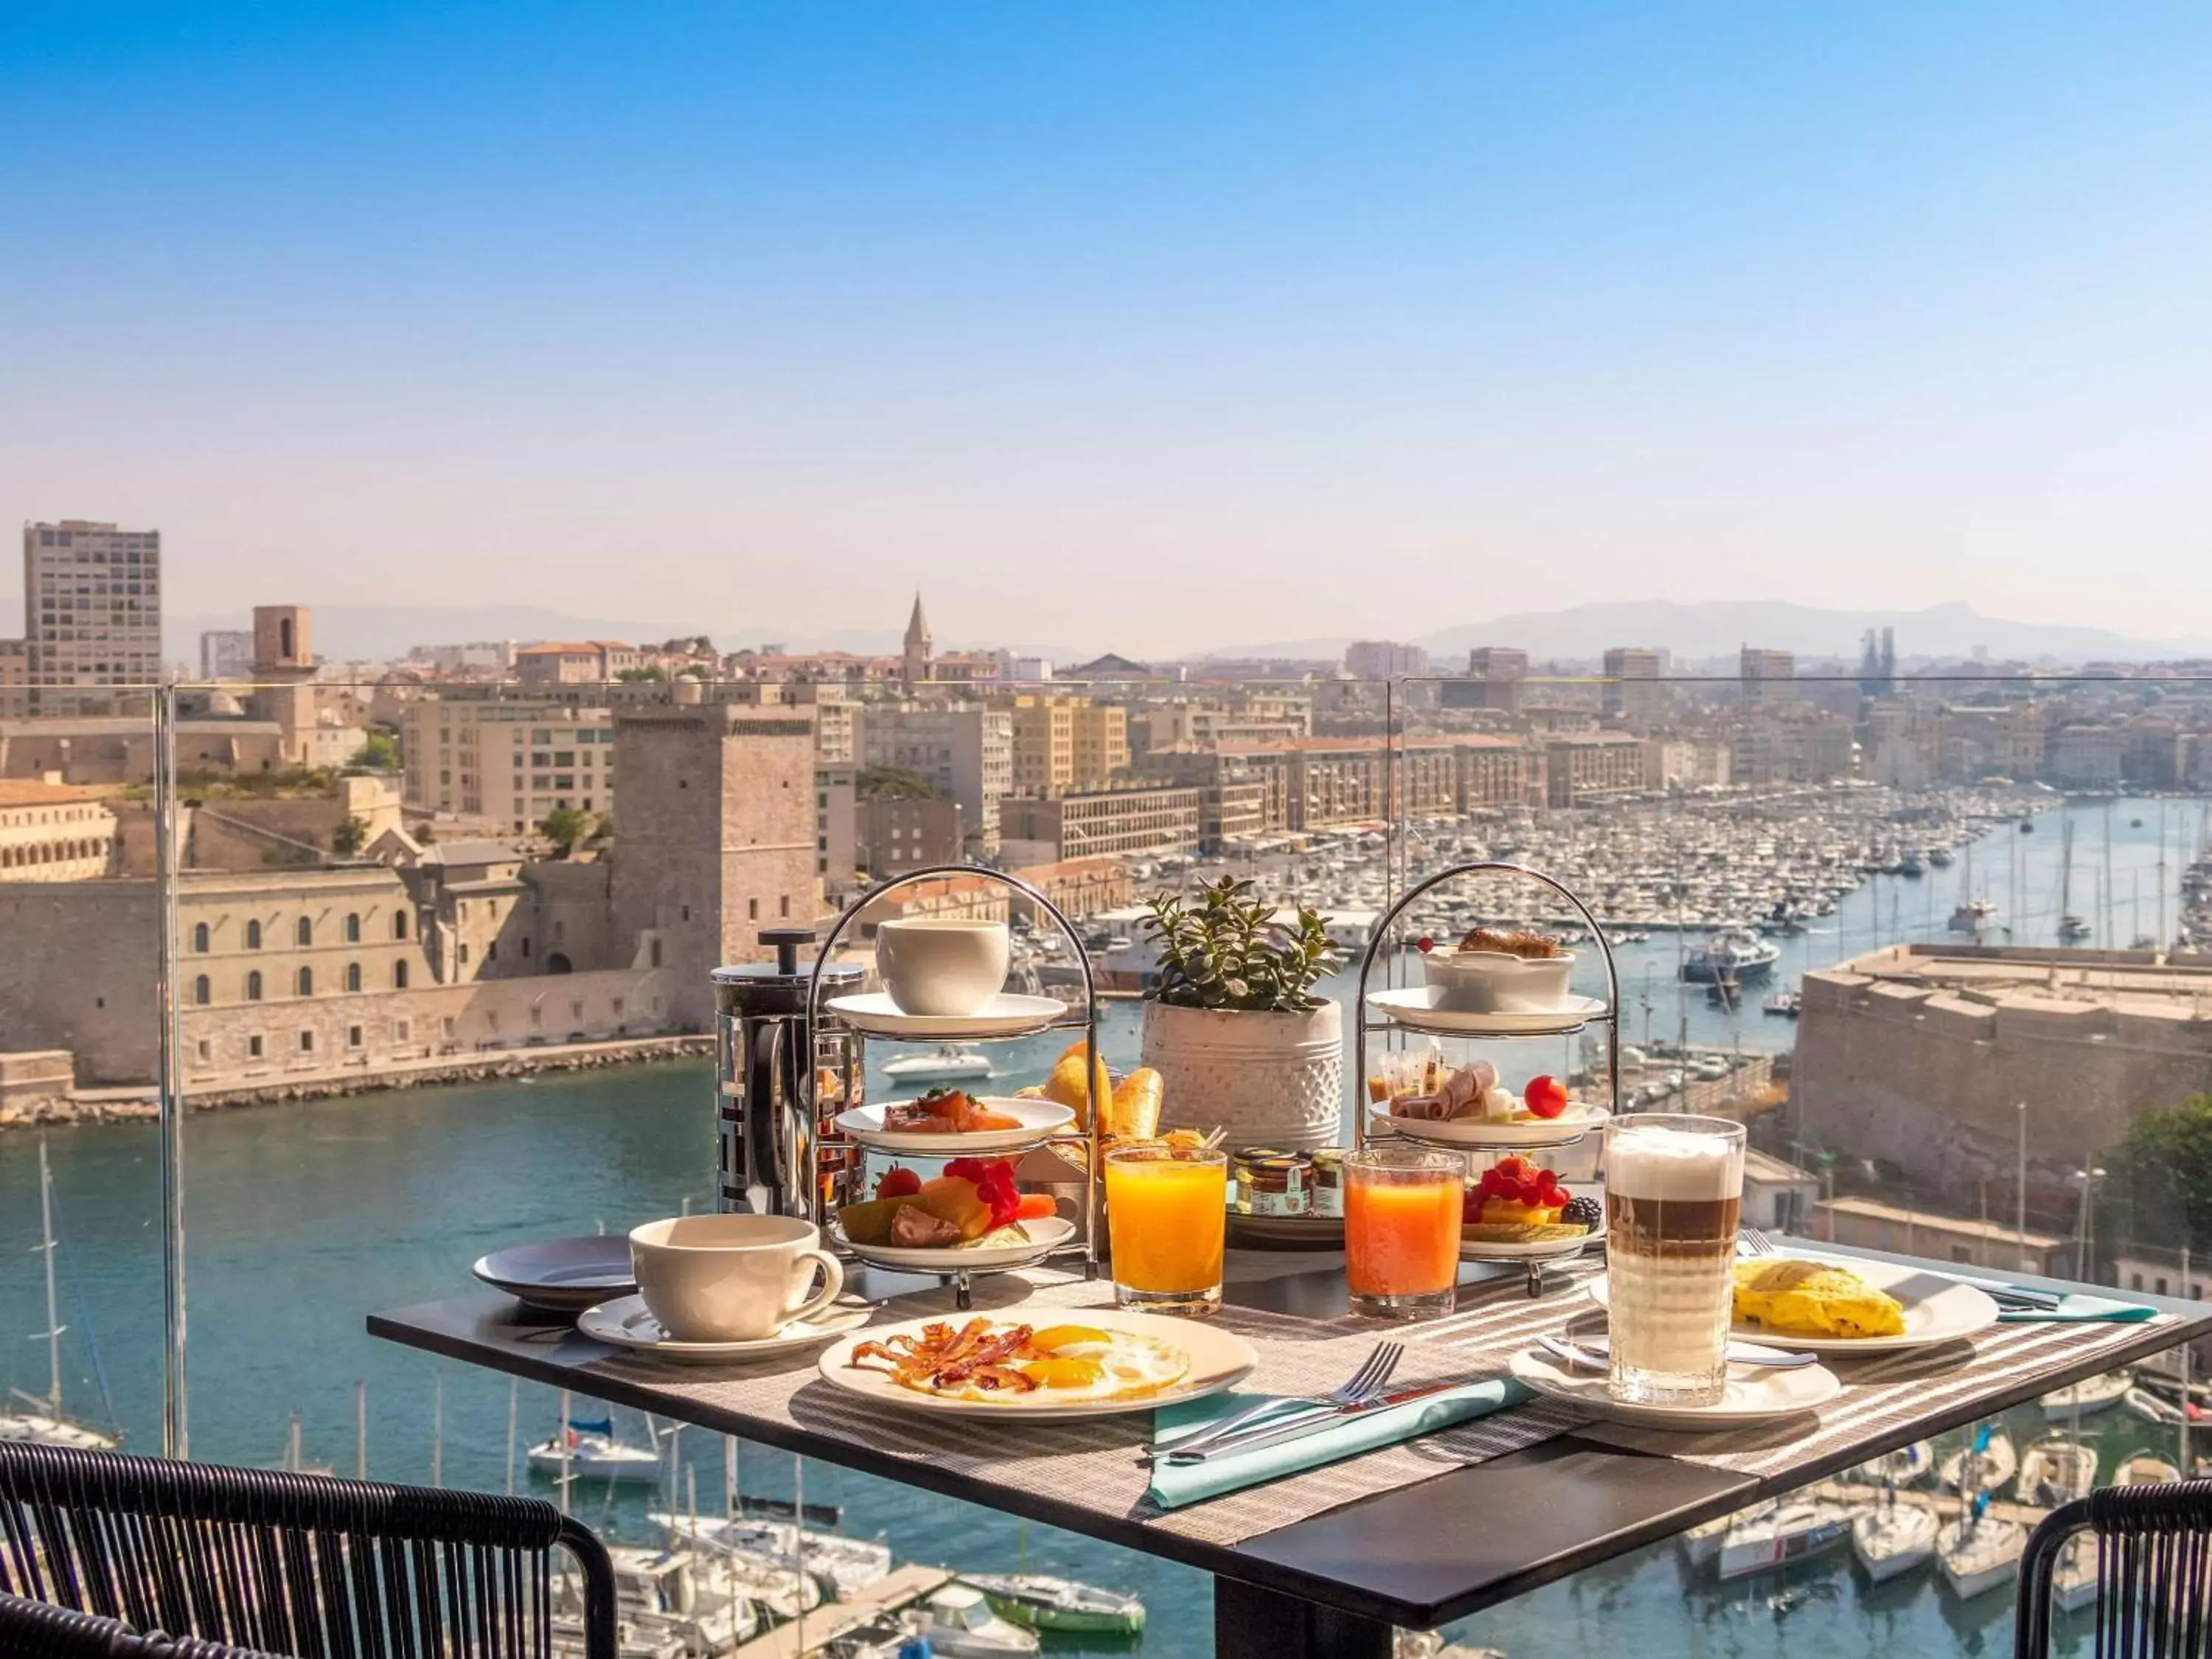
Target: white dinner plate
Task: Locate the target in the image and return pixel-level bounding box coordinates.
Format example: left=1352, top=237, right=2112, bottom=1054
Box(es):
left=1460, top=1229, right=1593, bottom=1262
left=833, top=1214, right=1077, bottom=1273
left=816, top=1308, right=1258, bottom=1421
left=1370, top=1102, right=1610, bottom=1150
left=1584, top=1253, right=2000, bottom=1354
left=577, top=1296, right=872, bottom=1364
left=1509, top=1346, right=1840, bottom=1429
left=834, top=1096, right=1074, bottom=1155
left=1364, top=987, right=1608, bottom=1037
left=827, top=992, right=1069, bottom=1041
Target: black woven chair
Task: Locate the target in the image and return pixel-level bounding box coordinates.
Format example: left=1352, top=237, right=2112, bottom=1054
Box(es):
left=2016, top=1476, right=2212, bottom=1658
left=1, top=1589, right=293, bottom=1658
left=0, top=1441, right=616, bottom=1659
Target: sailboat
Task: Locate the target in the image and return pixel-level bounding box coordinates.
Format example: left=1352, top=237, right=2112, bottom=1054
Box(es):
left=2057, top=817, right=2092, bottom=941
left=528, top=1412, right=663, bottom=1484
left=1851, top=1498, right=1938, bottom=1584
left=0, top=1142, right=120, bottom=1452
left=1948, top=842, right=1997, bottom=935
left=1851, top=1441, right=1934, bottom=1486
left=1939, top=1427, right=2017, bottom=1495
left=2017, top=1437, right=2098, bottom=1505
left=1937, top=1486, right=2027, bottom=1601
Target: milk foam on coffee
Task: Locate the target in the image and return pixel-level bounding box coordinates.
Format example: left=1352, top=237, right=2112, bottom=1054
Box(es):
left=1607, top=1124, right=1742, bottom=1202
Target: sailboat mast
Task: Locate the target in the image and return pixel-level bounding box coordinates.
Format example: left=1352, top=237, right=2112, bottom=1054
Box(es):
left=40, top=1141, right=63, bottom=1417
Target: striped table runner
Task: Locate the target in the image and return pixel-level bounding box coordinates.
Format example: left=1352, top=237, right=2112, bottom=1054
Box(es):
left=580, top=1266, right=1597, bottom=1548
left=1573, top=1312, right=2177, bottom=1477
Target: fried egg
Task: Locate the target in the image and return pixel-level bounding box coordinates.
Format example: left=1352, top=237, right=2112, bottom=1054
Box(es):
left=1014, top=1324, right=1191, bottom=1402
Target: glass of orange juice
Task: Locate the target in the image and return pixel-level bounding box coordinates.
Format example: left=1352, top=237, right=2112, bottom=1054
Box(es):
left=1105, top=1145, right=1228, bottom=1317
left=1345, top=1147, right=1464, bottom=1320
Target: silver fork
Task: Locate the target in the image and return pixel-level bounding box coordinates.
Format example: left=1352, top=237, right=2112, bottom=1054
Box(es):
left=1739, top=1226, right=1775, bottom=1257
left=1166, top=1341, right=1405, bottom=1459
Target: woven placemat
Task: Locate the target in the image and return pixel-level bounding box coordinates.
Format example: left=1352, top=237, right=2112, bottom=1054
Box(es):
left=577, top=1266, right=1596, bottom=1547
left=1574, top=1313, right=2177, bottom=1476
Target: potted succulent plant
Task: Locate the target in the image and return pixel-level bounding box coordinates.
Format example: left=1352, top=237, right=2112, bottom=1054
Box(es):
left=1138, top=877, right=1346, bottom=1151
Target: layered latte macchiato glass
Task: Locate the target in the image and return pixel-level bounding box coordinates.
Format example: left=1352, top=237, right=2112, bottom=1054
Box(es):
left=1602, top=1114, right=1745, bottom=1405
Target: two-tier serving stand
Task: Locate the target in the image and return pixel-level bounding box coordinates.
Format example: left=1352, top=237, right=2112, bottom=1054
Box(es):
left=1353, top=860, right=1621, bottom=1295
left=803, top=865, right=1105, bottom=1310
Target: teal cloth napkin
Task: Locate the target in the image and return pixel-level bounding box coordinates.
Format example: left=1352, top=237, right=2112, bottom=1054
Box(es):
left=1997, top=1292, right=2159, bottom=1324
left=1146, top=1378, right=1529, bottom=1510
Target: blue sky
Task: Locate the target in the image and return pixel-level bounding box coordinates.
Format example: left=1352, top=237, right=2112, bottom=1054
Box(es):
left=4, top=2, right=2208, bottom=655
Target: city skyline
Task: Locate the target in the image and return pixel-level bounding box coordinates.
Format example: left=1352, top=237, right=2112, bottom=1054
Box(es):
left=6, top=3, right=2211, bottom=653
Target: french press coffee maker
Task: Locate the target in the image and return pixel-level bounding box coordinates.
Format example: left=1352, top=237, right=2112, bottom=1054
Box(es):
left=713, top=926, right=864, bottom=1222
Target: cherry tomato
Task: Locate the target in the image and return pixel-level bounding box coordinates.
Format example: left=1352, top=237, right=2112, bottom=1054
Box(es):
left=1524, top=1075, right=1569, bottom=1119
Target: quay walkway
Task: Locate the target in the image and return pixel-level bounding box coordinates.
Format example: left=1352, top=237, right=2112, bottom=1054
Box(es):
left=729, top=1564, right=954, bottom=1658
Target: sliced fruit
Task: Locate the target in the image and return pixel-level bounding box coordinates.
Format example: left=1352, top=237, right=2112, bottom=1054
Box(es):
left=836, top=1194, right=925, bottom=1246
left=1013, top=1192, right=1058, bottom=1221
left=1481, top=1195, right=1563, bottom=1225
left=913, top=1174, right=994, bottom=1240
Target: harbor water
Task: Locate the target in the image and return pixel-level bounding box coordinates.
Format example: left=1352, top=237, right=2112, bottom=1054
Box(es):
left=1, top=796, right=2200, bottom=1655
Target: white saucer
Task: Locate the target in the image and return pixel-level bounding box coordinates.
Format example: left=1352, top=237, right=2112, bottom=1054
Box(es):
left=1586, top=1253, right=2002, bottom=1354
left=1371, top=1102, right=1610, bottom=1150
left=828, top=992, right=1068, bottom=1041
left=578, top=1296, right=872, bottom=1364
left=1509, top=1346, right=1840, bottom=1428
left=833, top=1214, right=1077, bottom=1272
left=835, top=1096, right=1074, bottom=1156
left=1365, top=987, right=1608, bottom=1037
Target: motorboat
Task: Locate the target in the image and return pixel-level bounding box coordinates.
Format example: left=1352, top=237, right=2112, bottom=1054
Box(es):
left=2017, top=1438, right=2098, bottom=1506
left=2041, top=1368, right=2131, bottom=1422
left=597, top=1545, right=761, bottom=1655
left=529, top=1417, right=664, bottom=1485
left=1680, top=928, right=1780, bottom=984
left=966, top=1573, right=1146, bottom=1635
left=1940, top=1429, right=2017, bottom=1495
left=1680, top=1508, right=1749, bottom=1569
left=1851, top=1500, right=1937, bottom=1584
left=1716, top=1499, right=1851, bottom=1580
left=914, top=1584, right=1042, bottom=1655
left=1949, top=898, right=1999, bottom=933
left=2113, top=1453, right=2183, bottom=1485
left=880, top=1045, right=995, bottom=1084
left=650, top=1511, right=892, bottom=1600
left=2124, top=1386, right=2188, bottom=1427
left=1761, top=991, right=1802, bottom=1018
left=1851, top=1440, right=1934, bottom=1486
left=1936, top=1509, right=2026, bottom=1601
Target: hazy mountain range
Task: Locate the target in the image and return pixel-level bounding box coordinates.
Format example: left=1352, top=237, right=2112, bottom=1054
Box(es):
left=1208, top=602, right=2212, bottom=668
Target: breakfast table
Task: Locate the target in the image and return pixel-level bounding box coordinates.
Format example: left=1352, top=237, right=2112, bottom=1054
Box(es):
left=370, top=1239, right=2212, bottom=1658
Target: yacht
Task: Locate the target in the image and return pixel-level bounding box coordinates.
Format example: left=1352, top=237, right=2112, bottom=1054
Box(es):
left=1680, top=1508, right=1749, bottom=1570
left=1851, top=1440, right=1933, bottom=1486
left=966, top=1573, right=1145, bottom=1635
left=914, top=1584, right=1042, bottom=1656
left=650, top=1511, right=892, bottom=1600
left=880, top=1045, right=995, bottom=1084
left=2040, top=1369, right=2131, bottom=1422
left=2113, top=1453, right=2183, bottom=1485
left=0, top=1142, right=121, bottom=1453
left=1949, top=897, right=1999, bottom=933
left=1680, top=928, right=1781, bottom=984
left=1716, top=1499, right=1850, bottom=1580
left=2017, top=1438, right=2098, bottom=1505
left=1851, top=1500, right=1938, bottom=1583
left=1937, top=1509, right=2027, bottom=1600
left=529, top=1416, right=664, bottom=1485
left=1940, top=1428, right=2017, bottom=1495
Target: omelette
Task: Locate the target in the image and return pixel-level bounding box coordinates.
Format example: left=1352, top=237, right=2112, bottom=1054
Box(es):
left=1732, top=1259, right=1907, bottom=1339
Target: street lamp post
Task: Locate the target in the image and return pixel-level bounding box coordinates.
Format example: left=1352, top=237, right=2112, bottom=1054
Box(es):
left=2070, top=1166, right=2107, bottom=1283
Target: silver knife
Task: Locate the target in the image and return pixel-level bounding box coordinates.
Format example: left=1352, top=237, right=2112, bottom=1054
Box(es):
left=1161, top=1378, right=1475, bottom=1466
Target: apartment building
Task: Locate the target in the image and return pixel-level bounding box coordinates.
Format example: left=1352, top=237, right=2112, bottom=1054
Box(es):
left=400, top=697, right=617, bottom=830
left=1601, top=647, right=1663, bottom=723
left=0, top=638, right=27, bottom=718
left=859, top=795, right=966, bottom=877
left=1441, top=646, right=1528, bottom=714
left=858, top=703, right=1012, bottom=854
left=0, top=781, right=117, bottom=881
left=22, top=521, right=162, bottom=711
left=816, top=764, right=859, bottom=902
left=1010, top=695, right=1128, bottom=794
left=199, top=630, right=254, bottom=680
left=2048, top=724, right=2126, bottom=788
left=1739, top=646, right=1796, bottom=703
left=1343, top=640, right=1430, bottom=680
left=999, top=785, right=1203, bottom=866
left=1542, top=733, right=1651, bottom=807
left=513, top=641, right=644, bottom=685
left=1730, top=712, right=1856, bottom=785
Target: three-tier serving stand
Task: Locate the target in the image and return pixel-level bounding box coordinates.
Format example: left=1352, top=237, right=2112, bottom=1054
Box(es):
left=802, top=865, right=1106, bottom=1310
left=1352, top=860, right=1622, bottom=1295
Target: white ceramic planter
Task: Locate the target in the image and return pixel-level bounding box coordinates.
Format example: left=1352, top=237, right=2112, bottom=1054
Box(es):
left=1140, top=999, right=1344, bottom=1152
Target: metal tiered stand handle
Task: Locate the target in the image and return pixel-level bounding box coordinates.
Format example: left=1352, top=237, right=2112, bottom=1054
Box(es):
left=804, top=865, right=1104, bottom=1310
left=1354, top=860, right=1622, bottom=1295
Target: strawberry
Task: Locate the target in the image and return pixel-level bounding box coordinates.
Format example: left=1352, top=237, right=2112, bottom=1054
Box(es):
left=875, top=1166, right=922, bottom=1200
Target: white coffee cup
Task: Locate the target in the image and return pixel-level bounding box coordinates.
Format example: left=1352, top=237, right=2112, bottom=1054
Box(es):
left=875, top=918, right=1011, bottom=1017
left=628, top=1214, right=845, bottom=1343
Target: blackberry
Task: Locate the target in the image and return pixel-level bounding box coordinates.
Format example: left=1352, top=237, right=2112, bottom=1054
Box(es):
left=1560, top=1195, right=1602, bottom=1230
